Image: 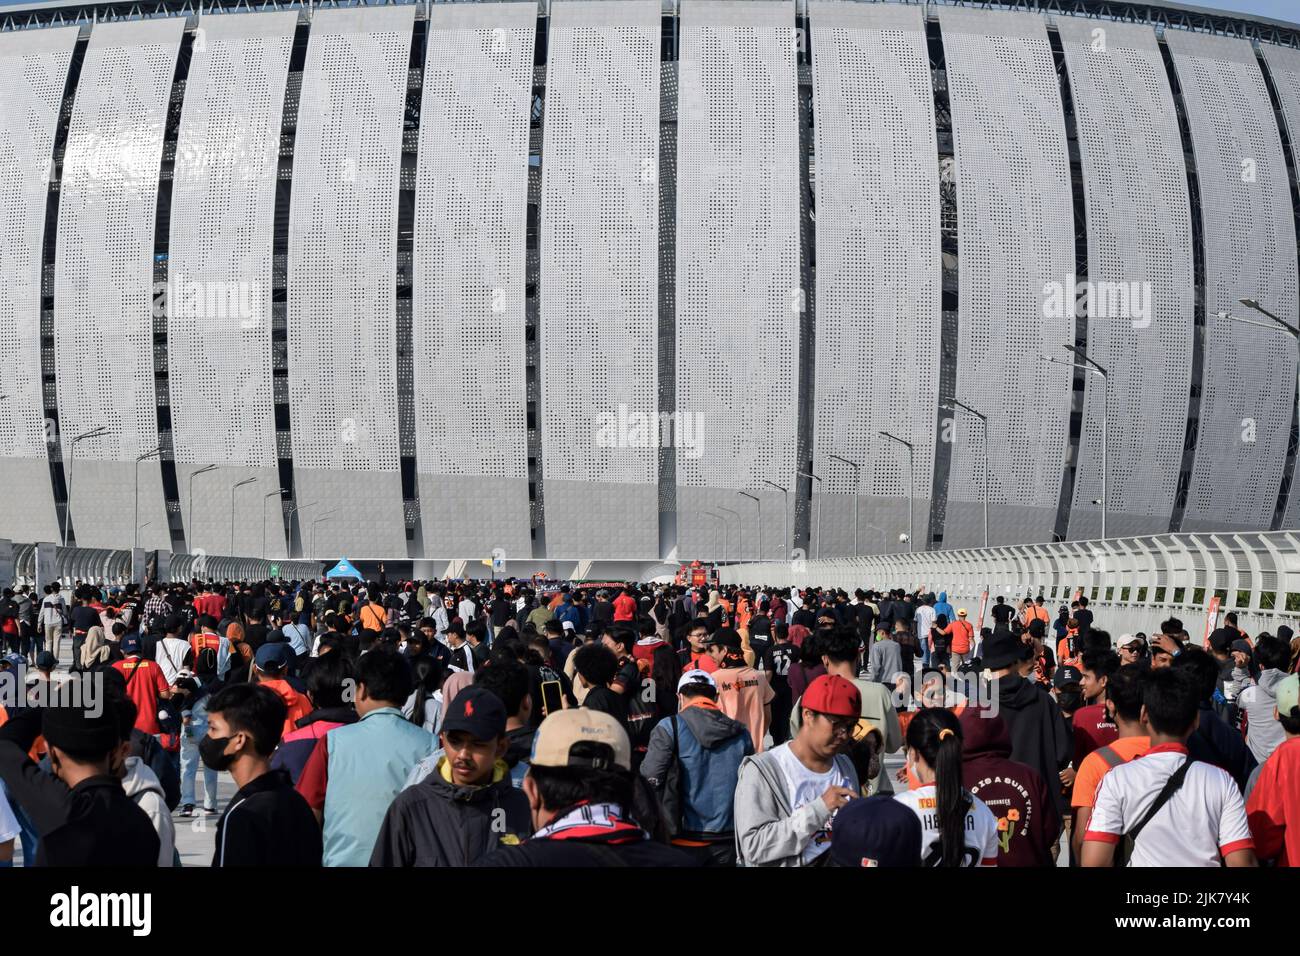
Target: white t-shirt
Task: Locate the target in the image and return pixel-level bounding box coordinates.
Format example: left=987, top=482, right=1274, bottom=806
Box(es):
left=894, top=783, right=999, bottom=866
left=0, top=779, right=21, bottom=845
left=771, top=743, right=853, bottom=864
left=1086, top=744, right=1253, bottom=867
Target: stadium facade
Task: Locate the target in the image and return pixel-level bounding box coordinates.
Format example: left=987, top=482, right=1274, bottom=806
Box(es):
left=2, top=0, right=1300, bottom=567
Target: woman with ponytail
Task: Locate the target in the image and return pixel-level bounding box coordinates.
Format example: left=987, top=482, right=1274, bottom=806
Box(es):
left=895, top=708, right=1000, bottom=866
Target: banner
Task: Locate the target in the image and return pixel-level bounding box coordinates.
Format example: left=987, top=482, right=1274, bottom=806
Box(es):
left=1203, top=594, right=1222, bottom=648
left=976, top=589, right=989, bottom=630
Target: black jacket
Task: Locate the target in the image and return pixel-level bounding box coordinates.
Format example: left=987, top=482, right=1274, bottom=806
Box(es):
left=996, top=675, right=1073, bottom=812
left=0, top=708, right=159, bottom=866
left=1188, top=702, right=1257, bottom=790
left=212, top=768, right=321, bottom=866
left=369, top=757, right=531, bottom=866
left=475, top=836, right=697, bottom=867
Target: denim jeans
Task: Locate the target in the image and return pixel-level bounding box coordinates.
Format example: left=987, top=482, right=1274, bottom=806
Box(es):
left=180, top=701, right=218, bottom=810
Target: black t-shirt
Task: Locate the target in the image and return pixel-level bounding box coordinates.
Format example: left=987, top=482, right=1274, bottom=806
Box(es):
left=768, top=642, right=796, bottom=697
left=991, top=603, right=1015, bottom=626
left=1074, top=608, right=1093, bottom=635
left=749, top=636, right=773, bottom=675
left=581, top=686, right=628, bottom=730
left=243, top=623, right=269, bottom=653
left=70, top=605, right=100, bottom=632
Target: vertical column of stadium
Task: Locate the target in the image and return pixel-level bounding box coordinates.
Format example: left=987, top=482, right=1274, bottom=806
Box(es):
left=271, top=17, right=312, bottom=557
left=151, top=24, right=198, bottom=552
left=397, top=14, right=428, bottom=557
left=41, top=30, right=90, bottom=547
left=923, top=17, right=956, bottom=548
left=657, top=7, right=679, bottom=555
left=1160, top=32, right=1208, bottom=533
left=525, top=10, right=549, bottom=558
left=795, top=4, right=816, bottom=556
left=1046, top=24, right=1090, bottom=543
left=1254, top=48, right=1300, bottom=531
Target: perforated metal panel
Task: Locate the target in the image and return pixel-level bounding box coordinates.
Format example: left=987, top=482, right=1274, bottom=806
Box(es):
left=1057, top=18, right=1193, bottom=539
left=539, top=0, right=661, bottom=560
left=1256, top=42, right=1300, bottom=531
left=287, top=5, right=414, bottom=558
left=413, top=2, right=534, bottom=560
left=809, top=1, right=938, bottom=558
left=169, top=12, right=296, bottom=558
left=676, top=0, right=800, bottom=561
left=54, top=18, right=184, bottom=552
left=938, top=8, right=1074, bottom=549
left=0, top=27, right=76, bottom=545
left=1167, top=32, right=1299, bottom=532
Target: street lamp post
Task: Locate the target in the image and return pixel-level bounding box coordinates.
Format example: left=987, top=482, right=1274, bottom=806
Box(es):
left=1228, top=299, right=1300, bottom=523
left=263, top=487, right=287, bottom=560
left=797, top=470, right=823, bottom=559
left=1044, top=346, right=1110, bottom=540
left=287, top=500, right=318, bottom=559
left=310, top=509, right=337, bottom=557
left=941, top=399, right=989, bottom=548
left=878, top=431, right=914, bottom=552
left=737, top=491, right=762, bottom=561
left=761, top=479, right=790, bottom=561
left=827, top=453, right=861, bottom=556
left=134, top=445, right=163, bottom=552
left=230, top=477, right=258, bottom=556
left=715, top=506, right=741, bottom=563
left=701, top=512, right=727, bottom=564
left=187, top=463, right=219, bottom=553
left=64, top=425, right=108, bottom=548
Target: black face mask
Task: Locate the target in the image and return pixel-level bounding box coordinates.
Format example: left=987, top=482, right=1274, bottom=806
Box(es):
left=199, top=733, right=240, bottom=772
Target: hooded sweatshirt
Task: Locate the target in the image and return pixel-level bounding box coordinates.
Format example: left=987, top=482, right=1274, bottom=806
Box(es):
left=640, top=699, right=754, bottom=840
left=958, top=709, right=1061, bottom=867
left=995, top=674, right=1073, bottom=813
left=733, top=744, right=858, bottom=867
left=122, top=756, right=175, bottom=867
left=370, top=753, right=531, bottom=866
left=934, top=592, right=954, bottom=622
left=1240, top=670, right=1290, bottom=765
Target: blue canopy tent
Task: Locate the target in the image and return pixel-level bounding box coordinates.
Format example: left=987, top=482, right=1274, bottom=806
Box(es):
left=325, top=558, right=363, bottom=581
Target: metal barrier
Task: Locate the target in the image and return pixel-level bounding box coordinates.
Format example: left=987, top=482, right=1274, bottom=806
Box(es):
left=8, top=542, right=321, bottom=586
left=718, top=531, right=1300, bottom=639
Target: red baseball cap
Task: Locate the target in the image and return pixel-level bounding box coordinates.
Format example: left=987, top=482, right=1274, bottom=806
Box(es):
left=803, top=674, right=861, bottom=718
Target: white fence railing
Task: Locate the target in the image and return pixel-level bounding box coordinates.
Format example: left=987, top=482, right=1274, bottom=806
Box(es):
left=719, top=531, right=1300, bottom=639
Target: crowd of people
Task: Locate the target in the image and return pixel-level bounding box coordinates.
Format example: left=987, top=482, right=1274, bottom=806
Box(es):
left=0, top=575, right=1297, bottom=868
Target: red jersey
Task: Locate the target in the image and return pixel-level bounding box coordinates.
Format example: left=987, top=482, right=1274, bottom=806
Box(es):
left=613, top=594, right=636, bottom=621
left=112, top=657, right=171, bottom=735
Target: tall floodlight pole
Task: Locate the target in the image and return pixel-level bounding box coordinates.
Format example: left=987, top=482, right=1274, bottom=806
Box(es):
left=797, top=470, right=823, bottom=558
left=761, top=479, right=790, bottom=561
left=187, top=464, right=219, bottom=552
left=715, top=506, right=741, bottom=563
left=1044, top=347, right=1110, bottom=540
left=230, top=477, right=258, bottom=556
left=64, top=425, right=108, bottom=547
left=878, top=432, right=914, bottom=553
left=737, top=491, right=762, bottom=561
left=287, top=500, right=318, bottom=559
left=828, top=453, right=861, bottom=556
left=134, top=445, right=163, bottom=552
left=941, top=399, right=989, bottom=548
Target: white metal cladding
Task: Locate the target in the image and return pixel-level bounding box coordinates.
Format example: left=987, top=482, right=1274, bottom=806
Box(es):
left=414, top=1, right=535, bottom=560
left=287, top=5, right=413, bottom=558
left=1056, top=18, right=1193, bottom=539
left=54, top=17, right=184, bottom=552
left=1257, top=42, right=1300, bottom=531
left=809, top=1, right=938, bottom=558
left=1166, top=31, right=1299, bottom=532
left=0, top=27, right=76, bottom=545
left=169, top=11, right=296, bottom=558
left=540, top=0, right=661, bottom=560
left=719, top=531, right=1300, bottom=640
left=937, top=8, right=1074, bottom=549
left=676, top=0, right=799, bottom=562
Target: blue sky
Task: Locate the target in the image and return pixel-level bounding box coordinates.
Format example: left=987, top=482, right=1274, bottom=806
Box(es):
left=0, top=0, right=1295, bottom=24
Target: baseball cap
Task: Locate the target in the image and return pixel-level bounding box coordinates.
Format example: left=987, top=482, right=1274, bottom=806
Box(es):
left=440, top=686, right=507, bottom=740
left=561, top=620, right=576, bottom=633
left=802, top=674, right=862, bottom=718
left=1231, top=638, right=1253, bottom=655
left=1118, top=633, right=1143, bottom=650
left=120, top=634, right=140, bottom=655
left=35, top=650, right=57, bottom=670
left=828, top=795, right=923, bottom=867
left=530, top=708, right=631, bottom=771
left=1053, top=664, right=1083, bottom=688
left=677, top=669, right=716, bottom=693
left=254, top=642, right=290, bottom=671
left=1208, top=628, right=1233, bottom=653
left=1276, top=673, right=1300, bottom=719
left=705, top=627, right=742, bottom=651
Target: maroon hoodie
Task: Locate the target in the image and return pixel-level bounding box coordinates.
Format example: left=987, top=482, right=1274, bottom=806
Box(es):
left=958, top=708, right=1062, bottom=867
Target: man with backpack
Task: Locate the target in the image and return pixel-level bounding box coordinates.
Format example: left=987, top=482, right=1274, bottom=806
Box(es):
left=640, top=670, right=753, bottom=866
left=1081, top=667, right=1255, bottom=867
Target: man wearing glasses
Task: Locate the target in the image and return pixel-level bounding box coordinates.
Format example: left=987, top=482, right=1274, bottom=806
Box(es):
left=734, top=674, right=861, bottom=866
